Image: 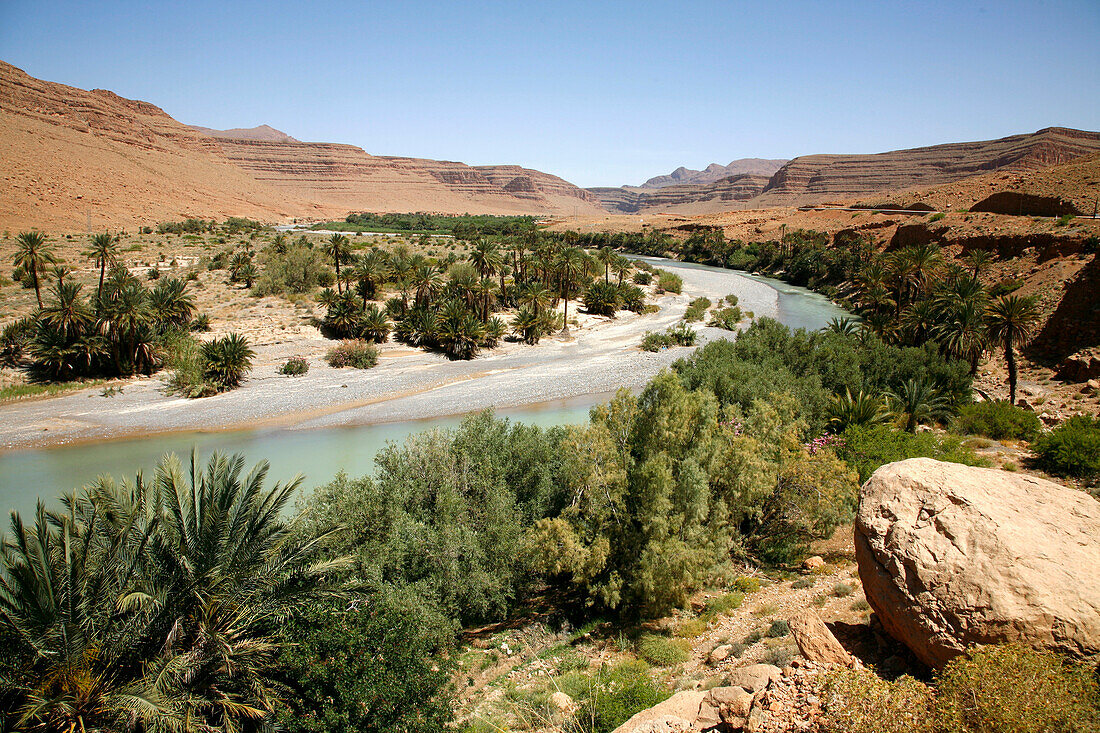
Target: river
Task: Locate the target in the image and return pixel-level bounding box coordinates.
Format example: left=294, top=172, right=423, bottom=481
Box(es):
left=1, top=260, right=848, bottom=518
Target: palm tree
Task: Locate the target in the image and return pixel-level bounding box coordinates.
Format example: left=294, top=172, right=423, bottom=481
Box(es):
left=98, top=281, right=155, bottom=374
left=353, top=250, right=389, bottom=305
left=359, top=303, right=392, bottom=343
left=885, top=377, right=951, bottom=432
left=519, top=282, right=550, bottom=316
left=611, top=255, right=631, bottom=285
left=935, top=298, right=988, bottom=376
left=200, top=333, right=254, bottom=390
left=469, top=239, right=503, bottom=281
left=323, top=233, right=351, bottom=293
left=986, top=293, right=1040, bottom=404
left=85, top=232, right=120, bottom=305
left=474, top=277, right=497, bottom=321
left=511, top=305, right=544, bottom=345
left=826, top=388, right=890, bottom=432
left=148, top=277, right=196, bottom=330
left=596, top=246, right=616, bottom=283
left=556, top=246, right=588, bottom=332
left=39, top=280, right=94, bottom=339
left=900, top=299, right=937, bottom=346
left=13, top=231, right=57, bottom=308
left=824, top=317, right=859, bottom=336
left=964, top=249, right=993, bottom=279
left=413, top=264, right=444, bottom=308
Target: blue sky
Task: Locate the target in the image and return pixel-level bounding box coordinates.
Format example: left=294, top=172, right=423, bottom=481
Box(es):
left=2, top=1, right=1098, bottom=187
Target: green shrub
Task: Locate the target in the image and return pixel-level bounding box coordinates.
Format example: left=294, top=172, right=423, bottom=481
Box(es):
left=655, top=270, right=683, bottom=294
left=822, top=644, right=1099, bottom=733
left=989, top=277, right=1024, bottom=298
left=936, top=643, right=1099, bottom=732
left=637, top=634, right=690, bottom=666
left=280, top=356, right=309, bottom=376
left=766, top=620, right=790, bottom=638
left=837, top=424, right=988, bottom=482
left=583, top=281, right=621, bottom=317
left=1032, top=415, right=1100, bottom=479
left=666, top=321, right=696, bottom=346
left=632, top=271, right=652, bottom=285
left=821, top=667, right=936, bottom=733
left=575, top=661, right=670, bottom=733
left=832, top=582, right=854, bottom=597
left=326, top=339, right=379, bottom=369
left=684, top=297, right=712, bottom=322
left=791, top=577, right=815, bottom=590
left=929, top=212, right=946, bottom=222
left=707, top=305, right=743, bottom=330
left=703, top=592, right=744, bottom=616
left=952, top=401, right=1041, bottom=441
left=164, top=333, right=217, bottom=398
left=276, top=596, right=454, bottom=733
left=731, top=576, right=762, bottom=594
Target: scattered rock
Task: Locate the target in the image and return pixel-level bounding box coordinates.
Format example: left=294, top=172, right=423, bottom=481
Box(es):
left=1057, top=349, right=1100, bottom=382
left=707, top=644, right=734, bottom=665
left=801, top=555, right=825, bottom=571
left=724, top=664, right=782, bottom=694
left=707, top=685, right=755, bottom=724
left=856, top=457, right=1100, bottom=668
left=788, top=611, right=855, bottom=667
left=548, top=691, right=577, bottom=725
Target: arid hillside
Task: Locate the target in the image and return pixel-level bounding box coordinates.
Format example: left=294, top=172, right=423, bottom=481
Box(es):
left=0, top=61, right=329, bottom=231
left=0, top=61, right=603, bottom=231
left=593, top=128, right=1100, bottom=215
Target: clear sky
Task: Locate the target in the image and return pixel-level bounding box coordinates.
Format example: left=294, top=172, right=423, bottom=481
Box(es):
left=2, top=0, right=1098, bottom=187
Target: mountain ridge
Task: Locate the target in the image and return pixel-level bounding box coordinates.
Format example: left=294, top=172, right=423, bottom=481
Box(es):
left=638, top=158, right=788, bottom=189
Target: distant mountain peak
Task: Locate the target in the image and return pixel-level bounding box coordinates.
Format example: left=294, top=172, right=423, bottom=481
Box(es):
left=639, top=158, right=788, bottom=189
left=191, top=124, right=300, bottom=143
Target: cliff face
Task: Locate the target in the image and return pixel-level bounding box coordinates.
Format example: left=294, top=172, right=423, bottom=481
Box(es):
left=590, top=174, right=771, bottom=214
left=0, top=61, right=604, bottom=230
left=754, top=127, right=1100, bottom=206
left=638, top=159, right=787, bottom=189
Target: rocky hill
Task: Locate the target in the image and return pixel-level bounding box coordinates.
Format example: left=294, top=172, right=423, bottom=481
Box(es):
left=639, top=159, right=787, bottom=189
left=754, top=127, right=1100, bottom=207
left=590, top=174, right=772, bottom=214
left=191, top=124, right=300, bottom=143
left=592, top=128, right=1100, bottom=215
left=0, top=61, right=603, bottom=231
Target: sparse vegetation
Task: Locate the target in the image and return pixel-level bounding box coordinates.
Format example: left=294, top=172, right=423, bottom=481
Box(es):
left=325, top=339, right=379, bottom=369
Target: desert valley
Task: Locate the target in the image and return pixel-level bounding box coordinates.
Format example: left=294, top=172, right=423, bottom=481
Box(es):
left=1, top=6, right=1099, bottom=731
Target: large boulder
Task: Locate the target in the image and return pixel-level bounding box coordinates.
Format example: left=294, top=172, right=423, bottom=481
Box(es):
left=856, top=458, right=1100, bottom=668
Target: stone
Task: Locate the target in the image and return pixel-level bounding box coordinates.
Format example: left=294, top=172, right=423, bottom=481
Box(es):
left=788, top=611, right=855, bottom=667
left=548, top=691, right=577, bottom=726
left=706, top=685, right=755, bottom=724
left=856, top=457, right=1100, bottom=668
left=1057, top=350, right=1100, bottom=382
left=724, top=664, right=782, bottom=693
left=801, top=555, right=826, bottom=571
left=629, top=717, right=694, bottom=733
left=707, top=644, right=734, bottom=665
left=611, top=691, right=705, bottom=733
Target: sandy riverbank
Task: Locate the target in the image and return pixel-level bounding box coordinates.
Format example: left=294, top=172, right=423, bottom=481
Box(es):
left=0, top=259, right=780, bottom=451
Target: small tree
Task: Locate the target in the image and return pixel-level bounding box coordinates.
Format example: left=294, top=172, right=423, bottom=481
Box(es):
left=986, top=294, right=1040, bottom=405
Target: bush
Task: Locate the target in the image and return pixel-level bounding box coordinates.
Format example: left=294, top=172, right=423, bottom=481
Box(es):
left=731, top=576, right=762, bottom=594
left=326, top=339, right=379, bottom=369
left=703, top=592, right=744, bottom=616
left=280, top=356, right=309, bottom=376
left=1032, top=415, right=1100, bottom=479
left=766, top=620, right=790, bottom=638
left=575, top=661, right=670, bottom=733
left=832, top=582, right=854, bottom=597
left=821, top=667, right=936, bottom=733
left=665, top=321, right=696, bottom=346
left=684, top=297, right=711, bottom=322
left=791, top=577, right=815, bottom=589
left=640, top=331, right=671, bottom=352
left=837, top=424, right=987, bottom=482
left=655, top=270, right=683, bottom=294
left=936, top=643, right=1100, bottom=732
left=637, top=634, right=690, bottom=666
left=632, top=271, right=652, bottom=285
left=276, top=596, right=454, bottom=733
left=707, top=305, right=743, bottom=330
left=821, top=644, right=1100, bottom=733
left=952, top=401, right=1041, bottom=441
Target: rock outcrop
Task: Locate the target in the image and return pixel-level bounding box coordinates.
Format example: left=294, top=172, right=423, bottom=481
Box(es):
left=788, top=612, right=854, bottom=667
left=638, top=159, right=788, bottom=189
left=755, top=127, right=1100, bottom=208
left=590, top=174, right=772, bottom=214
left=855, top=457, right=1100, bottom=668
